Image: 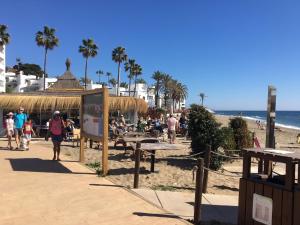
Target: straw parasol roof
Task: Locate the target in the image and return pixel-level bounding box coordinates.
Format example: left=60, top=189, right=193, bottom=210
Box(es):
left=0, top=92, right=148, bottom=113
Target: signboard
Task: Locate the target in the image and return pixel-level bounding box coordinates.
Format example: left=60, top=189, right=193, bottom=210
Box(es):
left=252, top=194, right=273, bottom=225
left=82, top=92, right=104, bottom=138
left=80, top=88, right=109, bottom=175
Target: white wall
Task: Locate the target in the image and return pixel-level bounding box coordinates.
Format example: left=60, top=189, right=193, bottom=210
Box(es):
left=0, top=45, right=6, bottom=92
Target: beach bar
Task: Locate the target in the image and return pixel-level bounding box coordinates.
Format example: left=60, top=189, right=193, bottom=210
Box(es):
left=238, top=148, right=300, bottom=225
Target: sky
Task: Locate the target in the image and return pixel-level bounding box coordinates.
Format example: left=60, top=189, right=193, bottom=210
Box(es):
left=1, top=0, right=300, bottom=110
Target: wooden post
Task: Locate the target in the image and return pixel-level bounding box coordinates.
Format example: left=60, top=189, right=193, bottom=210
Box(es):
left=79, top=94, right=84, bottom=162
left=265, top=86, right=276, bottom=175
left=134, top=141, right=141, bottom=189
left=102, top=87, right=109, bottom=175
left=266, top=85, right=276, bottom=149
left=194, top=158, right=204, bottom=224
left=150, top=150, right=155, bottom=172
left=203, top=144, right=211, bottom=193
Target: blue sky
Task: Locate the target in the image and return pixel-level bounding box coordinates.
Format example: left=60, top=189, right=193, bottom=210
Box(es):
left=1, top=0, right=300, bottom=110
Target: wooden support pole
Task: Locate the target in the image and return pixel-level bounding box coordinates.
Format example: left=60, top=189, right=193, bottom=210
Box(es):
left=102, top=87, right=109, bottom=175
left=79, top=136, right=85, bottom=162
left=266, top=85, right=276, bottom=149
left=134, top=142, right=141, bottom=189
left=194, top=158, right=204, bottom=224
left=203, top=144, right=211, bottom=193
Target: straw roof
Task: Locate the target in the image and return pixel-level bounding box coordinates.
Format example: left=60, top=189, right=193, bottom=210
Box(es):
left=0, top=93, right=148, bottom=113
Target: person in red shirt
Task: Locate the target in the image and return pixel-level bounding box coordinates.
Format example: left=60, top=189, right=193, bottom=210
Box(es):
left=22, top=118, right=35, bottom=150
left=49, top=111, right=65, bottom=161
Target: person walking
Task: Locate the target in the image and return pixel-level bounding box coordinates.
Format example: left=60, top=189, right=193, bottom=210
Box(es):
left=49, top=111, right=65, bottom=161
left=167, top=114, right=178, bottom=144
left=22, top=118, right=35, bottom=150
left=5, top=112, right=14, bottom=150
left=14, top=107, right=27, bottom=149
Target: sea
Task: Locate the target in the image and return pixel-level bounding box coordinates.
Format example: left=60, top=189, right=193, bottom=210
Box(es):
left=215, top=111, right=300, bottom=131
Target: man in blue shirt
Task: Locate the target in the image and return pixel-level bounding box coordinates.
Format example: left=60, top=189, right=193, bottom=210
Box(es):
left=14, top=107, right=27, bottom=149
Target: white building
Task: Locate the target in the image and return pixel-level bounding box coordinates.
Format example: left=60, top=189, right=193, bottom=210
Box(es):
left=0, top=45, right=6, bottom=92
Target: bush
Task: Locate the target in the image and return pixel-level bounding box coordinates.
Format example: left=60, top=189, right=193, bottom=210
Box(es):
left=188, top=104, right=224, bottom=170
left=229, top=117, right=252, bottom=149
left=219, top=127, right=236, bottom=150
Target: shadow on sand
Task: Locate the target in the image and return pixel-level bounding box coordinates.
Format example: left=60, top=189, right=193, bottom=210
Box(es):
left=6, top=158, right=95, bottom=175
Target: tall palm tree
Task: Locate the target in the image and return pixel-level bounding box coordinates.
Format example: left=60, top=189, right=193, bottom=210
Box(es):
left=106, top=72, right=112, bottom=84
left=133, top=63, right=142, bottom=97
left=35, top=26, right=59, bottom=90
left=199, top=93, right=207, bottom=106
left=135, top=78, right=146, bottom=84
left=170, top=80, right=188, bottom=112
left=0, top=24, right=10, bottom=46
left=79, top=38, right=98, bottom=90
left=96, top=70, right=104, bottom=84
left=120, top=82, right=128, bottom=89
left=151, top=71, right=164, bottom=108
left=124, top=59, right=135, bottom=97
left=161, top=73, right=172, bottom=109
left=112, top=46, right=128, bottom=96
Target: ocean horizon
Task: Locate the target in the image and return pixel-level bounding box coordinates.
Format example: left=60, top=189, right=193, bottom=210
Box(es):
left=215, top=110, right=300, bottom=130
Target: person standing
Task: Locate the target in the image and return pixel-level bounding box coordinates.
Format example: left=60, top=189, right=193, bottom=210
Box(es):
left=14, top=107, right=27, bottom=150
left=22, top=118, right=35, bottom=150
left=49, top=111, right=65, bottom=161
left=167, top=114, right=178, bottom=144
left=5, top=112, right=14, bottom=150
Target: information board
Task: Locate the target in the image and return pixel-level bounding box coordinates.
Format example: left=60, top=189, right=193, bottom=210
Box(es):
left=252, top=193, right=272, bottom=225
left=82, top=92, right=104, bottom=138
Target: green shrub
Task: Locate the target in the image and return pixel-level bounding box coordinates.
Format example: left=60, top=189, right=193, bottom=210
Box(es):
left=229, top=117, right=252, bottom=149
left=219, top=127, right=236, bottom=150
left=188, top=104, right=224, bottom=170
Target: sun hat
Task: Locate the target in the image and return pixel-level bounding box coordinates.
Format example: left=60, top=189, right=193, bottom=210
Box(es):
left=53, top=111, right=60, bottom=115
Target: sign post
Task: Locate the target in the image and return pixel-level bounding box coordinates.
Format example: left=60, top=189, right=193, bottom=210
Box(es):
left=80, top=88, right=109, bottom=175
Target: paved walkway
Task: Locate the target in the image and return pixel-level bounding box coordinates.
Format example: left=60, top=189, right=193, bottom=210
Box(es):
left=0, top=139, right=189, bottom=225
left=134, top=189, right=238, bottom=225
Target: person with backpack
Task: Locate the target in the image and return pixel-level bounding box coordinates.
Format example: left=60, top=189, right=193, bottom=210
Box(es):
left=49, top=111, right=65, bottom=161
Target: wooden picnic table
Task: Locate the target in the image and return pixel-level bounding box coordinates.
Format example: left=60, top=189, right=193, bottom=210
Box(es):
left=131, top=142, right=185, bottom=172
left=123, top=137, right=158, bottom=143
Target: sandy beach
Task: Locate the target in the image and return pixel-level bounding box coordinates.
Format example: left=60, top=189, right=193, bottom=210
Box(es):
left=55, top=115, right=300, bottom=196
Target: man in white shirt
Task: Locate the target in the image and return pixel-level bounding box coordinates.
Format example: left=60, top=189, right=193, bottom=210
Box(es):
left=167, top=114, right=178, bottom=144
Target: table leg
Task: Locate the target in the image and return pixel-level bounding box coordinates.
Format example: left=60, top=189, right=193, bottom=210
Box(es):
left=151, top=150, right=155, bottom=172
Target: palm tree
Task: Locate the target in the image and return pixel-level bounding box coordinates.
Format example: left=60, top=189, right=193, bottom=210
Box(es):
left=35, top=26, right=59, bottom=90
left=96, top=70, right=104, bottom=84
left=135, top=78, right=146, bottom=84
left=112, top=46, right=128, bottom=96
left=124, top=59, right=135, bottom=97
left=170, top=80, right=188, bottom=112
left=133, top=63, right=142, bottom=97
left=109, top=78, right=117, bottom=95
left=161, top=73, right=172, bottom=109
left=79, top=38, right=98, bottom=90
left=199, top=93, right=207, bottom=106
left=151, top=71, right=164, bottom=107
left=106, top=72, right=112, bottom=84
left=0, top=24, right=10, bottom=46
left=120, top=82, right=128, bottom=89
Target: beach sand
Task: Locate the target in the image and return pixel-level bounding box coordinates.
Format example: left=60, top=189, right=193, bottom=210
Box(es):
left=58, top=115, right=300, bottom=196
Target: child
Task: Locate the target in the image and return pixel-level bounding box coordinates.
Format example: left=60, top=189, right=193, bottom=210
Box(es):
left=5, top=112, right=14, bottom=150
left=22, top=118, right=35, bottom=150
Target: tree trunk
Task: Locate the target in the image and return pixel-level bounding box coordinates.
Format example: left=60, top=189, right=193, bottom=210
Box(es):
left=98, top=74, right=101, bottom=84
left=134, top=75, right=137, bottom=97
left=43, top=48, right=48, bottom=90
left=155, top=82, right=159, bottom=107
left=128, top=77, right=132, bottom=97
left=84, top=57, right=88, bottom=90
left=117, top=62, right=121, bottom=96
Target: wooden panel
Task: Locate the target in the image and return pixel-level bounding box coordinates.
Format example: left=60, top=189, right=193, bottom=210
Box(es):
left=263, top=184, right=273, bottom=198
left=245, top=180, right=255, bottom=225
left=294, top=191, right=300, bottom=225
left=238, top=179, right=247, bottom=225
left=102, top=87, right=109, bottom=175
left=243, top=154, right=251, bottom=179
left=282, top=191, right=293, bottom=225
left=273, top=188, right=282, bottom=225
left=253, top=183, right=264, bottom=225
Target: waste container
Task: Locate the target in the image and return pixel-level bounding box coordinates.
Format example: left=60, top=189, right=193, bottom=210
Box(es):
left=238, top=148, right=300, bottom=225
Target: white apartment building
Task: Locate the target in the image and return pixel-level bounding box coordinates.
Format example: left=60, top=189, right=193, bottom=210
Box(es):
left=0, top=45, right=6, bottom=92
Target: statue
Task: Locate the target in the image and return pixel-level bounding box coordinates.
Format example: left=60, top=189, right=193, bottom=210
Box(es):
left=65, top=58, right=71, bottom=71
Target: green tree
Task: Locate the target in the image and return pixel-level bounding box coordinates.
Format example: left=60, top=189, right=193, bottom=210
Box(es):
left=124, top=59, right=135, bottom=97
left=79, top=38, right=98, bottom=90
left=109, top=78, right=117, bottom=94
left=96, top=70, right=104, bottom=84
left=169, top=79, right=188, bottom=112
left=120, top=82, right=128, bottom=89
left=135, top=78, right=146, bottom=84
left=0, top=24, right=10, bottom=46
left=106, top=72, right=112, bottom=84
left=199, top=93, right=207, bottom=106
left=133, top=63, right=142, bottom=97
left=161, top=73, right=172, bottom=109
left=151, top=71, right=164, bottom=108
left=229, top=117, right=252, bottom=149
left=35, top=26, right=59, bottom=90
left=112, top=46, right=127, bottom=96
left=13, top=63, right=43, bottom=78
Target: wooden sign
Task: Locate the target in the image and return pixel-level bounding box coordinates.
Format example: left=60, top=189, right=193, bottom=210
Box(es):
left=80, top=88, right=109, bottom=175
